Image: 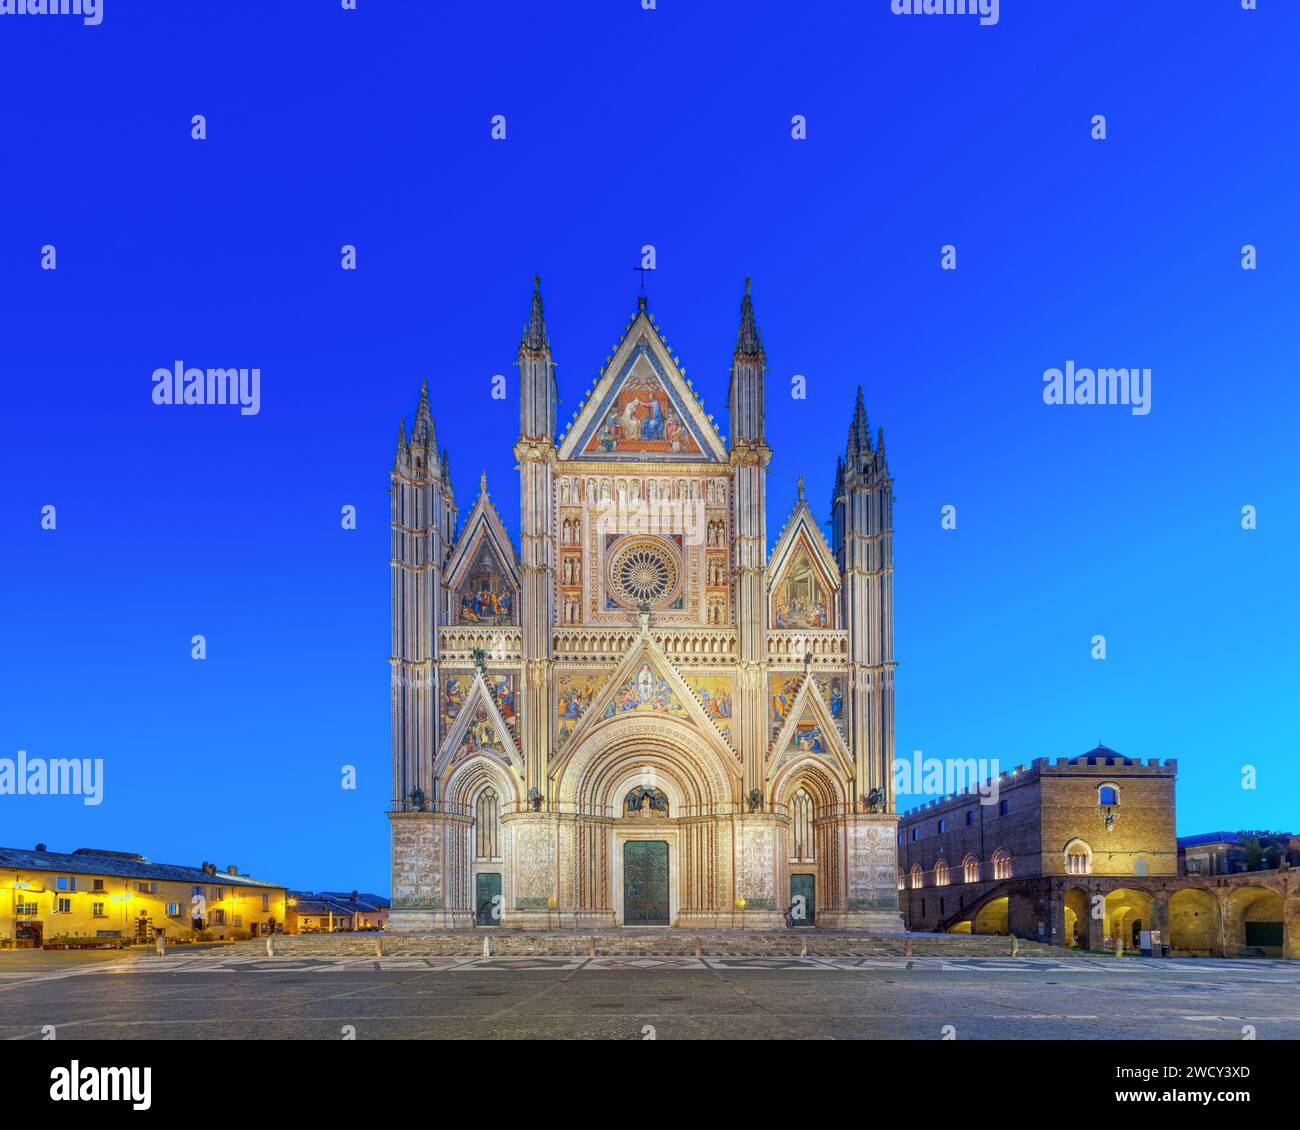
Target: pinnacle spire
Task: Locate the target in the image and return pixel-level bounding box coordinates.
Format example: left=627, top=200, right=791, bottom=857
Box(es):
left=396, top=417, right=407, bottom=463
left=735, top=275, right=763, bottom=357
left=522, top=274, right=548, bottom=352
left=411, top=378, right=435, bottom=449
left=479, top=469, right=489, bottom=497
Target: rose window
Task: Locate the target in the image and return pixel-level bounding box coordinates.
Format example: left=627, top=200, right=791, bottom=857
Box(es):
left=608, top=539, right=679, bottom=608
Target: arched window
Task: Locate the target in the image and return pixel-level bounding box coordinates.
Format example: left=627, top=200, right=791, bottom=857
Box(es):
left=474, top=788, right=500, bottom=860
left=897, top=873, right=906, bottom=891
left=910, top=864, right=924, bottom=889
left=992, top=849, right=1013, bottom=880
left=1132, top=856, right=1149, bottom=877
left=1098, top=784, right=1119, bottom=807
left=934, top=858, right=950, bottom=886
left=1065, top=839, right=1091, bottom=875
left=962, top=854, right=980, bottom=884
left=791, top=788, right=815, bottom=862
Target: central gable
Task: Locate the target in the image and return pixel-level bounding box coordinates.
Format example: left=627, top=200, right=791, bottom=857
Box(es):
left=558, top=310, right=727, bottom=463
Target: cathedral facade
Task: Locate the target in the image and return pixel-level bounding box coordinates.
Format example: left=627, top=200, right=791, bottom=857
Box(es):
left=387, top=279, right=903, bottom=931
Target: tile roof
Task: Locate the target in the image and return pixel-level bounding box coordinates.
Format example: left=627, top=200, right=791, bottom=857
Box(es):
left=0, top=846, right=282, bottom=889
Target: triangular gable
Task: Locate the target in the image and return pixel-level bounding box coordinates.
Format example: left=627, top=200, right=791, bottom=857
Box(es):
left=557, top=311, right=727, bottom=463
left=435, top=670, right=524, bottom=778
left=767, top=499, right=840, bottom=631
left=445, top=486, right=520, bottom=627
left=549, top=632, right=738, bottom=778
left=766, top=675, right=853, bottom=781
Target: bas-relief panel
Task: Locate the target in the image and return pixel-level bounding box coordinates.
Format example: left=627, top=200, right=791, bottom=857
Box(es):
left=848, top=822, right=900, bottom=900
left=392, top=818, right=442, bottom=908
left=682, top=674, right=734, bottom=743
left=738, top=824, right=776, bottom=904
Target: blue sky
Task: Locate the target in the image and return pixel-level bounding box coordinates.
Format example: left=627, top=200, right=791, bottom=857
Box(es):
left=1, top=1, right=1296, bottom=893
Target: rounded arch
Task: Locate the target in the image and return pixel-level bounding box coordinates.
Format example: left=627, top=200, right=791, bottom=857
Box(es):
left=1104, top=887, right=1154, bottom=951
left=934, top=858, right=950, bottom=886
left=991, top=848, right=1013, bottom=880
left=1226, top=885, right=1285, bottom=957
left=1169, top=887, right=1221, bottom=956
left=1064, top=886, right=1090, bottom=949
left=961, top=853, right=981, bottom=884
left=555, top=715, right=739, bottom=816
left=1064, top=837, right=1092, bottom=876
left=1097, top=782, right=1121, bottom=807
left=909, top=863, right=924, bottom=889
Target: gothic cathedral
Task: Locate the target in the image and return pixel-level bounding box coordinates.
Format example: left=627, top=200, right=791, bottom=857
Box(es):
left=388, top=279, right=903, bottom=931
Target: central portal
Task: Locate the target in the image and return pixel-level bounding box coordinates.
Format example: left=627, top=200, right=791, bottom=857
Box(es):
left=622, top=840, right=670, bottom=925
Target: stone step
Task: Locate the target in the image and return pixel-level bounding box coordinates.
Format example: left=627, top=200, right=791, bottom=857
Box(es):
left=221, top=932, right=1070, bottom=959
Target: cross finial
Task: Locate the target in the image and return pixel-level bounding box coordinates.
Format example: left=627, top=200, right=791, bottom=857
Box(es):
left=797, top=475, right=806, bottom=501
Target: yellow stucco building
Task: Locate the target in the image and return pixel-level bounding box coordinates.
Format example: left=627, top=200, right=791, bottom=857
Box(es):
left=0, top=845, right=287, bottom=947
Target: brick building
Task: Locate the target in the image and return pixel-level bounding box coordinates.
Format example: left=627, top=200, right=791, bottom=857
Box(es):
left=897, top=745, right=1297, bottom=958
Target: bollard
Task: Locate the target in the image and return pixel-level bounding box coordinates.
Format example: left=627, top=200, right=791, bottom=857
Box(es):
left=905, top=937, right=913, bottom=960
left=799, top=938, right=807, bottom=958
left=1010, top=936, right=1020, bottom=958
left=266, top=937, right=274, bottom=958
left=483, top=935, right=492, bottom=957
left=1115, top=939, right=1124, bottom=960
left=374, top=937, right=383, bottom=957
left=155, top=936, right=166, bottom=957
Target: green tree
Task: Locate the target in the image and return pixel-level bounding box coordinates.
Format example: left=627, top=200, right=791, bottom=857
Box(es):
left=1235, top=830, right=1281, bottom=872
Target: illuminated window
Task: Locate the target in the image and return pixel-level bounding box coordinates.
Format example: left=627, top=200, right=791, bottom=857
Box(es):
left=166, top=903, right=180, bottom=916
left=963, top=854, right=980, bottom=883
left=475, top=788, right=500, bottom=860
left=56, top=898, right=71, bottom=913
left=910, top=864, right=924, bottom=889
left=934, top=859, right=950, bottom=886
left=1065, top=839, right=1091, bottom=875
left=791, top=788, right=815, bottom=862
left=92, top=902, right=106, bottom=917
left=992, top=849, right=1013, bottom=880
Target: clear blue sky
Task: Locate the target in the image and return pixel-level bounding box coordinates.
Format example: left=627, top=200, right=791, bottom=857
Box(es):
left=2, top=1, right=1296, bottom=893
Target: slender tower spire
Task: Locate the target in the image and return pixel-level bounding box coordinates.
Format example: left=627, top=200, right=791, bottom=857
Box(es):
left=514, top=275, right=559, bottom=809
left=727, top=276, right=771, bottom=800
left=519, top=275, right=557, bottom=441
left=728, top=276, right=766, bottom=444
left=833, top=389, right=895, bottom=817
